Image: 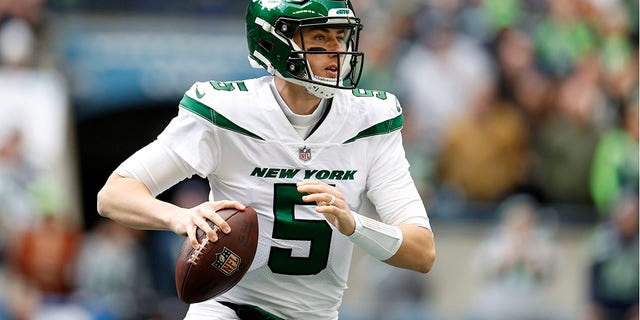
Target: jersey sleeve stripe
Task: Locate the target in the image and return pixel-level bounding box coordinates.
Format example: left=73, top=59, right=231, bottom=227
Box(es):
left=342, top=113, right=403, bottom=144
left=179, top=95, right=265, bottom=141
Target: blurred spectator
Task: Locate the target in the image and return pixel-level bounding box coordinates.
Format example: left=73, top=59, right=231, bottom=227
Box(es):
left=401, top=106, right=435, bottom=200
left=585, top=193, right=639, bottom=320
left=7, top=214, right=80, bottom=296
left=0, top=0, right=46, bottom=29
left=0, top=271, right=42, bottom=320
left=339, top=253, right=442, bottom=320
left=357, top=0, right=423, bottom=94
left=73, top=219, right=155, bottom=320
left=534, top=57, right=602, bottom=204
left=590, top=97, right=638, bottom=217
left=369, top=262, right=440, bottom=320
left=436, top=80, right=531, bottom=202
left=0, top=18, right=40, bottom=248
left=467, top=194, right=558, bottom=320
left=396, top=7, right=494, bottom=159
left=0, top=18, right=35, bottom=67
left=493, top=28, right=536, bottom=105
left=511, top=68, right=556, bottom=137
left=476, top=0, right=524, bottom=32
left=457, top=0, right=546, bottom=44
left=621, top=0, right=638, bottom=42
left=532, top=0, right=597, bottom=77
left=477, top=27, right=552, bottom=200
left=357, top=27, right=402, bottom=93
left=595, top=4, right=636, bottom=111
left=0, top=127, right=37, bottom=239
left=456, top=0, right=495, bottom=45
left=1, top=212, right=92, bottom=320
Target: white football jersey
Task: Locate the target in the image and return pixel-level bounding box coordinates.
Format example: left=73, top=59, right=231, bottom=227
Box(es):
left=157, top=76, right=430, bottom=319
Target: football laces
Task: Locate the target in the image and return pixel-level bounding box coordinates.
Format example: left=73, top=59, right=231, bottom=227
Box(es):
left=187, top=225, right=219, bottom=265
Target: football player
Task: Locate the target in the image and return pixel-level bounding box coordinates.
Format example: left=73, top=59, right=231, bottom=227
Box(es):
left=97, top=1, right=436, bottom=319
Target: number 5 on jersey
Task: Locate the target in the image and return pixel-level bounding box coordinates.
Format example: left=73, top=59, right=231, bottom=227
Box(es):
left=268, top=184, right=333, bottom=275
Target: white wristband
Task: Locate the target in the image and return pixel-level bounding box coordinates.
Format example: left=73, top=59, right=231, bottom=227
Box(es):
left=347, top=211, right=403, bottom=261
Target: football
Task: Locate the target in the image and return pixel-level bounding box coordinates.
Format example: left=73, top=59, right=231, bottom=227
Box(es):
left=175, top=206, right=259, bottom=304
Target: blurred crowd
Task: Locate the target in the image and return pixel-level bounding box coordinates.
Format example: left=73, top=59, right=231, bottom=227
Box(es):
left=351, top=0, right=638, bottom=318
left=0, top=0, right=638, bottom=319
left=354, top=0, right=638, bottom=220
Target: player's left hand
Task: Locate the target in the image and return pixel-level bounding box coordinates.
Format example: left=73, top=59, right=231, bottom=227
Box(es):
left=297, top=180, right=355, bottom=236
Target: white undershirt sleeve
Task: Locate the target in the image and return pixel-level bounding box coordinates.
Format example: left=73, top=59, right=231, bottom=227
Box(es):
left=114, top=140, right=197, bottom=197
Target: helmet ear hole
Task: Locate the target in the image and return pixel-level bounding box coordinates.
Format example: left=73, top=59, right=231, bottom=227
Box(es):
left=275, top=20, right=297, bottom=37
left=258, top=40, right=274, bottom=53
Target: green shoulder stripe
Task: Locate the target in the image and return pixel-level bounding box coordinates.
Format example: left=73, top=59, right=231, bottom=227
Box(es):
left=179, top=95, right=264, bottom=141
left=343, top=114, right=403, bottom=143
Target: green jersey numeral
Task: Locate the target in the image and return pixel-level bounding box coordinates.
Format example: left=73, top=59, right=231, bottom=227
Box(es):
left=210, top=81, right=248, bottom=92
left=352, top=88, right=387, bottom=100
left=268, top=184, right=332, bottom=275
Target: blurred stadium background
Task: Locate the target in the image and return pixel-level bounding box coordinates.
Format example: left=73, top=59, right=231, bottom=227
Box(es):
left=0, top=0, right=637, bottom=319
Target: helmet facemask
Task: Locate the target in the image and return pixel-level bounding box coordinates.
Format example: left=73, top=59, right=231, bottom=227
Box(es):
left=281, top=17, right=363, bottom=98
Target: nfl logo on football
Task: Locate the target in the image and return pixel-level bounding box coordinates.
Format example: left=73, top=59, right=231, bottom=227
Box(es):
left=299, top=146, right=311, bottom=161
left=213, top=247, right=241, bottom=276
